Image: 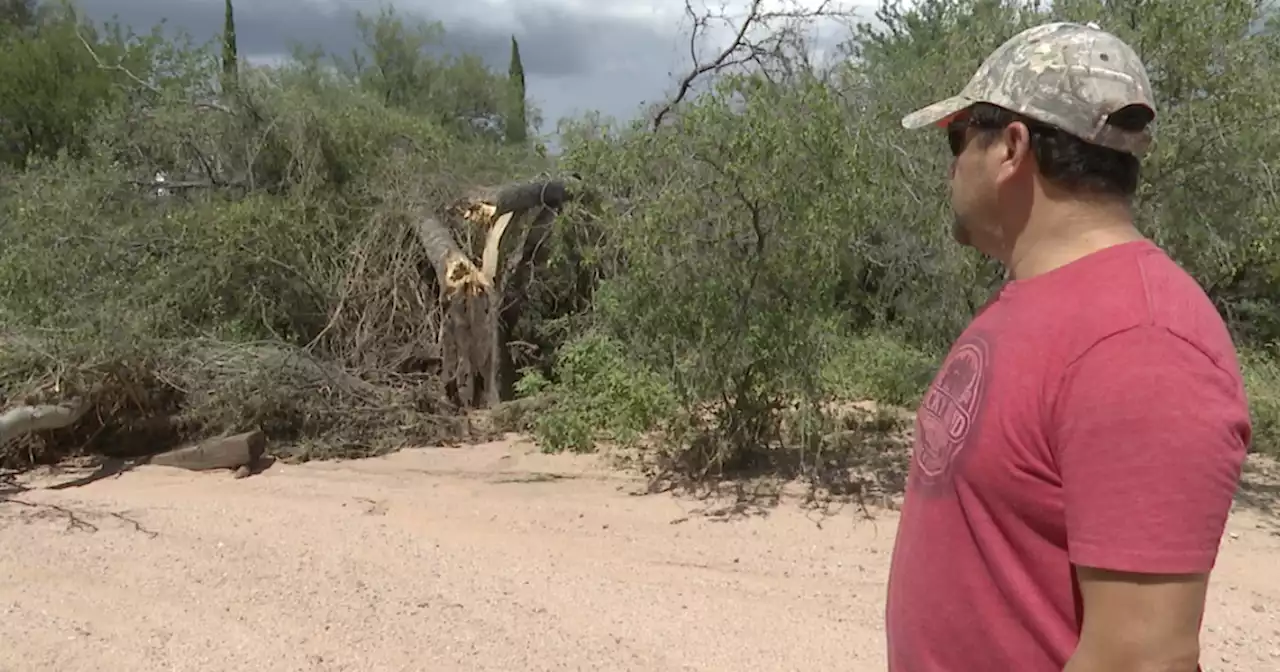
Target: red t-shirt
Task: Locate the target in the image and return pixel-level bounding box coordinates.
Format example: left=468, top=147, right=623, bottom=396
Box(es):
left=885, top=240, right=1251, bottom=671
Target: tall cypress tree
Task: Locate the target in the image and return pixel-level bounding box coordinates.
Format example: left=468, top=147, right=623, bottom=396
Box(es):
left=506, top=35, right=528, bottom=144
left=221, top=0, right=238, bottom=92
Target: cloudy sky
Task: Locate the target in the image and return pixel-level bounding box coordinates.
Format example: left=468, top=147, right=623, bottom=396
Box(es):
left=74, top=0, right=878, bottom=137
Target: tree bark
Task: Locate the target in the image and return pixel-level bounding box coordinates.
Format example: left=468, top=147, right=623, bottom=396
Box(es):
left=149, top=430, right=264, bottom=471
left=0, top=400, right=90, bottom=446
left=448, top=178, right=578, bottom=225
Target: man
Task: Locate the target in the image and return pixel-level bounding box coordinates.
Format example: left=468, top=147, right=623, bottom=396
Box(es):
left=884, top=21, right=1251, bottom=672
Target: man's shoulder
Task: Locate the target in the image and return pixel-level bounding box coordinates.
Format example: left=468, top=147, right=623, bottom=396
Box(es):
left=1058, top=243, right=1236, bottom=363
left=1113, top=244, right=1236, bottom=364
left=1021, top=242, right=1242, bottom=392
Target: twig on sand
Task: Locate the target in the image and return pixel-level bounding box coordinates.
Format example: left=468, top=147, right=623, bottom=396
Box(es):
left=0, top=497, right=158, bottom=537
left=1, top=497, right=98, bottom=532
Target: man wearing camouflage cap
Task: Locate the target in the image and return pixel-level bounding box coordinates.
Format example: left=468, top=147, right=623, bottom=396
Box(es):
left=885, top=21, right=1249, bottom=672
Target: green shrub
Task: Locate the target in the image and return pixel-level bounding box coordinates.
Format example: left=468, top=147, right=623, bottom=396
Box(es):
left=525, top=333, right=677, bottom=453
left=1241, top=348, right=1280, bottom=456
left=822, top=332, right=939, bottom=407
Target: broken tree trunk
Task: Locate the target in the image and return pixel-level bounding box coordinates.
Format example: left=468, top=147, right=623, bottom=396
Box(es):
left=415, top=177, right=581, bottom=409
left=149, top=430, right=265, bottom=472
left=492, top=206, right=560, bottom=399
left=412, top=214, right=502, bottom=408
left=0, top=400, right=91, bottom=447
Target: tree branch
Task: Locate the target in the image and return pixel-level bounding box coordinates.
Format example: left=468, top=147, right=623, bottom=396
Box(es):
left=0, top=400, right=91, bottom=447
left=447, top=176, right=582, bottom=226
left=653, top=0, right=765, bottom=131
left=76, top=30, right=232, bottom=114
left=651, top=0, right=842, bottom=131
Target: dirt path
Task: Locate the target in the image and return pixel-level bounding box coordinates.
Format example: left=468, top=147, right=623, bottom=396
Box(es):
left=1, top=435, right=1277, bottom=672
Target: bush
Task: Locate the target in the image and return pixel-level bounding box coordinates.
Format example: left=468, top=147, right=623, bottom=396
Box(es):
left=822, top=332, right=939, bottom=408
left=523, top=332, right=677, bottom=454
left=1241, top=349, right=1280, bottom=456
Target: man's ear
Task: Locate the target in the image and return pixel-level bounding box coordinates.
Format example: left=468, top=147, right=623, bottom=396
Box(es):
left=995, top=121, right=1034, bottom=182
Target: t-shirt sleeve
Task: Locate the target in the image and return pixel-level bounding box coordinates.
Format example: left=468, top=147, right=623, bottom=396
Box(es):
left=1052, top=325, right=1251, bottom=575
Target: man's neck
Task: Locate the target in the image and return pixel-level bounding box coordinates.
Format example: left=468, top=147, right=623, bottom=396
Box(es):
left=1006, top=202, right=1144, bottom=281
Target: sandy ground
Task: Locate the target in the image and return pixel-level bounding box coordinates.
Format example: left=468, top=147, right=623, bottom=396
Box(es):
left=0, top=435, right=1278, bottom=672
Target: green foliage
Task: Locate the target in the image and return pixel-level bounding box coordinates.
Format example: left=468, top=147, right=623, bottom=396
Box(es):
left=1241, top=348, right=1280, bottom=455
left=0, top=63, right=465, bottom=342
left=0, top=0, right=44, bottom=32
left=0, top=6, right=135, bottom=167
left=524, top=333, right=677, bottom=454
left=542, top=0, right=1280, bottom=469
left=822, top=332, right=939, bottom=408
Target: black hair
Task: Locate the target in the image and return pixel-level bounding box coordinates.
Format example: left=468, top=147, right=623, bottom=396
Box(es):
left=955, top=102, right=1151, bottom=198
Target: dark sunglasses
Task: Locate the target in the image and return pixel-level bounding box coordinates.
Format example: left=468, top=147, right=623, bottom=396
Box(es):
left=947, top=115, right=1055, bottom=157
left=946, top=115, right=983, bottom=157
left=947, top=124, right=970, bottom=157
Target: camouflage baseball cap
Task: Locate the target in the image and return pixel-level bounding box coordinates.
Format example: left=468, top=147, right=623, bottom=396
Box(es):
left=901, top=21, right=1156, bottom=157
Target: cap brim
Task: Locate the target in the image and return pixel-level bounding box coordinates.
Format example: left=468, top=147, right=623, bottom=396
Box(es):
left=901, top=96, right=975, bottom=130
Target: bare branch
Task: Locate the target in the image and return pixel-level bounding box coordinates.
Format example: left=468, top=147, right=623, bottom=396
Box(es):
left=75, top=30, right=232, bottom=114
left=651, top=0, right=843, bottom=131
left=654, top=0, right=765, bottom=131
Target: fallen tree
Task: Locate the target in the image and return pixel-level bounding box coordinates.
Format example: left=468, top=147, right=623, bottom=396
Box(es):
left=0, top=33, right=594, bottom=465
left=418, top=176, right=583, bottom=408
left=0, top=174, right=590, bottom=466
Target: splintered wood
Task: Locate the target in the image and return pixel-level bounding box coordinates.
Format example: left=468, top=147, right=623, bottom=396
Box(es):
left=414, top=177, right=581, bottom=408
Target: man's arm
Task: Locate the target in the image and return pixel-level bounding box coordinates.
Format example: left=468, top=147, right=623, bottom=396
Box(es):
left=1051, top=325, right=1250, bottom=672
left=1064, top=567, right=1206, bottom=672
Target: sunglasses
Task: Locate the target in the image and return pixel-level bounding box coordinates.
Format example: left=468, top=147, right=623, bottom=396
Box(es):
left=947, top=124, right=971, bottom=157
left=946, top=115, right=1056, bottom=157
left=946, top=115, right=986, bottom=157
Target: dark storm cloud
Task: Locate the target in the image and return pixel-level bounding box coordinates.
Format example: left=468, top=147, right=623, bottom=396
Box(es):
left=73, top=0, right=687, bottom=127
left=77, top=0, right=363, bottom=60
